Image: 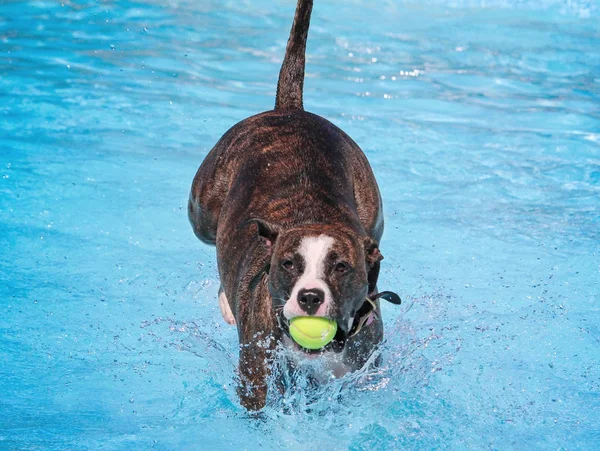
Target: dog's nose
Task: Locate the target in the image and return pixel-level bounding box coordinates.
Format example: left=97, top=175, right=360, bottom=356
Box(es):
left=297, top=288, right=325, bottom=315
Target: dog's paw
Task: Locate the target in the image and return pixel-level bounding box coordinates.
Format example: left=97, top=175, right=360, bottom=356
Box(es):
left=219, top=290, right=236, bottom=325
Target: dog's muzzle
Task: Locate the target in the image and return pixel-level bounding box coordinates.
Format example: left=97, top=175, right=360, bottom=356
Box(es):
left=276, top=291, right=401, bottom=355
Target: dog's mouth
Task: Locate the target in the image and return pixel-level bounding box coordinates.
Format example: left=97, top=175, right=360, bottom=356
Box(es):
left=276, top=313, right=349, bottom=355
left=275, top=291, right=402, bottom=355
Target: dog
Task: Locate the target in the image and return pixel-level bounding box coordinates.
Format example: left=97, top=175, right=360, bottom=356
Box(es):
left=188, top=0, right=400, bottom=410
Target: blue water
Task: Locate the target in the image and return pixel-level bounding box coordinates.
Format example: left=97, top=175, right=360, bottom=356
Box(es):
left=1, top=0, right=599, bottom=448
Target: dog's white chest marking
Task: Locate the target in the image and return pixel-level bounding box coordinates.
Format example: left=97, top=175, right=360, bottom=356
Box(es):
left=284, top=235, right=334, bottom=319
left=282, top=336, right=351, bottom=379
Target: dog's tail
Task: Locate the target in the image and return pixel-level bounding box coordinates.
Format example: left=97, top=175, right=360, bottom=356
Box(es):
left=274, top=0, right=313, bottom=111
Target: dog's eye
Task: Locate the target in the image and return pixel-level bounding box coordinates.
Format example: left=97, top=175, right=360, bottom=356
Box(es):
left=335, top=262, right=350, bottom=273
left=282, top=260, right=294, bottom=271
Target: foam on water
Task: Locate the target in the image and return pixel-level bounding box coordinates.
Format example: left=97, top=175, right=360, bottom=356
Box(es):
left=1, top=0, right=599, bottom=449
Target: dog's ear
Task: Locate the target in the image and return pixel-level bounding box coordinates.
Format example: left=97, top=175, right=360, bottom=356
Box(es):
left=364, top=237, right=384, bottom=267
left=249, top=218, right=281, bottom=250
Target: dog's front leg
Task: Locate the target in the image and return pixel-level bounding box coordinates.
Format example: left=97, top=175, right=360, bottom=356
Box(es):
left=237, top=329, right=276, bottom=411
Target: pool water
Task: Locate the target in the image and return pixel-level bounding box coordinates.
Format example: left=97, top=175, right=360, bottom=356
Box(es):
left=1, top=0, right=599, bottom=448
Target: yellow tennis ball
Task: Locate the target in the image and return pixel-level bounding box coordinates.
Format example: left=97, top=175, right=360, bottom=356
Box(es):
left=289, top=317, right=337, bottom=350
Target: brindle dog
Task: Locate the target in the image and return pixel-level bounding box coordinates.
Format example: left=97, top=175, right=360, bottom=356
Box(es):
left=188, top=0, right=400, bottom=410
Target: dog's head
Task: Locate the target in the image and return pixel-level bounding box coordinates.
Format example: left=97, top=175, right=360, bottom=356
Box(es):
left=251, top=219, right=382, bottom=341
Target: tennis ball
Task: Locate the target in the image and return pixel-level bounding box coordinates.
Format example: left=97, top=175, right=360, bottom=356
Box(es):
left=289, top=316, right=337, bottom=350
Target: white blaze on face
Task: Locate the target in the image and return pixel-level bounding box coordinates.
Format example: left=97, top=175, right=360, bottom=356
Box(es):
left=283, top=234, right=334, bottom=319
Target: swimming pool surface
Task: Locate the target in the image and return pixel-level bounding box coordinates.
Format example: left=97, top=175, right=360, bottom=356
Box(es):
left=1, top=0, right=599, bottom=449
